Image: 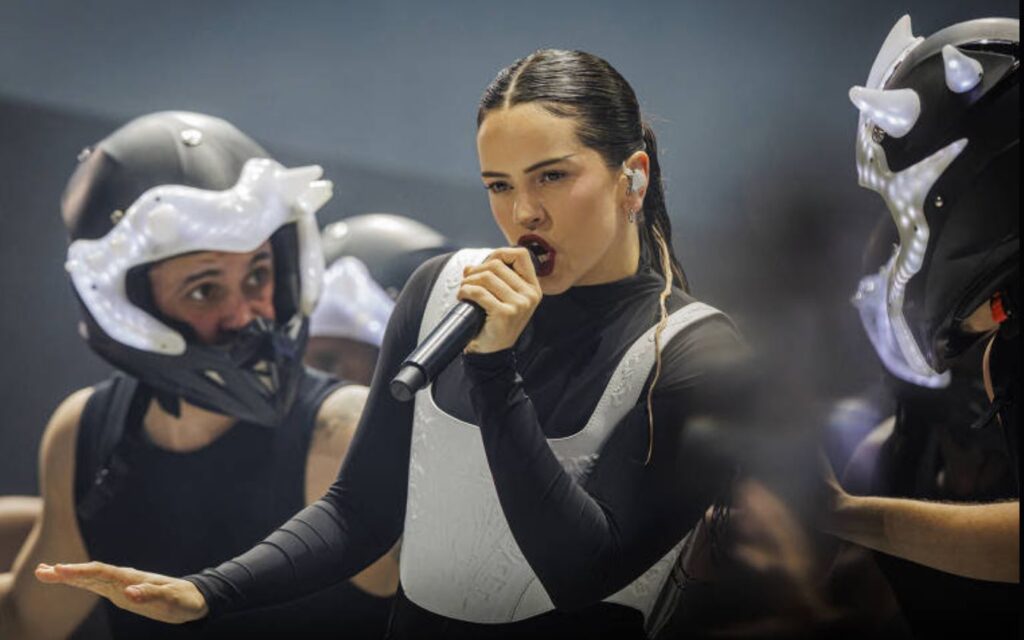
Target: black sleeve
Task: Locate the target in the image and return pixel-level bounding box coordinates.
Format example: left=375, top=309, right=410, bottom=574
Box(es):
left=186, top=254, right=451, bottom=615
left=465, top=314, right=746, bottom=610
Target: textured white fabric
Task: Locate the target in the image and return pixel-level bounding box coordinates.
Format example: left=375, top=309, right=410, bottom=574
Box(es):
left=400, top=248, right=725, bottom=624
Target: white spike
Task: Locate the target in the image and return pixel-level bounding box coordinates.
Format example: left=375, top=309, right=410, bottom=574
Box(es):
left=849, top=86, right=921, bottom=138
left=889, top=138, right=968, bottom=207
left=867, top=15, right=922, bottom=89
left=277, top=165, right=323, bottom=203
left=297, top=180, right=333, bottom=213
left=942, top=45, right=983, bottom=93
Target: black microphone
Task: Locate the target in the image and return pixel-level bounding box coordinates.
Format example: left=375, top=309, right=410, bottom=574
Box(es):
left=389, top=250, right=541, bottom=402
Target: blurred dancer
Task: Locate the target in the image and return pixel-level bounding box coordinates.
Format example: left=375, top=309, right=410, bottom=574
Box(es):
left=306, top=215, right=453, bottom=385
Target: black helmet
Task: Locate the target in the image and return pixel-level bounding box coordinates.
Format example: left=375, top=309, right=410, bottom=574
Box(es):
left=320, top=213, right=454, bottom=299
left=850, top=16, right=1019, bottom=387
left=62, top=111, right=331, bottom=426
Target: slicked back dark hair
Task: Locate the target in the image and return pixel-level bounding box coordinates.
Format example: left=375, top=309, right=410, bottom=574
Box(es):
left=480, top=49, right=698, bottom=465
left=478, top=48, right=689, bottom=292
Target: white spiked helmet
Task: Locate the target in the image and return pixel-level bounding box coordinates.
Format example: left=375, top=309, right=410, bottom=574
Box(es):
left=849, top=17, right=1019, bottom=388
left=62, top=112, right=332, bottom=425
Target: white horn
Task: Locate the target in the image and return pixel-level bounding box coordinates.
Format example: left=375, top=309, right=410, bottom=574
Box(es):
left=277, top=165, right=324, bottom=203
left=942, top=45, right=984, bottom=93
left=297, top=180, right=333, bottom=214
left=849, top=86, right=921, bottom=138
left=866, top=15, right=922, bottom=89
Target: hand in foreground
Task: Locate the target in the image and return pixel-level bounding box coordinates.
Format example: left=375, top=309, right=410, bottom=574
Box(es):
left=35, top=561, right=208, bottom=624
left=458, top=247, right=542, bottom=354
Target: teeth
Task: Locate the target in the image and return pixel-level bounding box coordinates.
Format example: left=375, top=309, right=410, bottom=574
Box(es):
left=538, top=254, right=550, bottom=263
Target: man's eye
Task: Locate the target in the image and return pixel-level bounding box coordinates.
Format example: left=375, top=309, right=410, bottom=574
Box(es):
left=485, top=181, right=512, bottom=194
left=247, top=267, right=271, bottom=288
left=188, top=284, right=216, bottom=302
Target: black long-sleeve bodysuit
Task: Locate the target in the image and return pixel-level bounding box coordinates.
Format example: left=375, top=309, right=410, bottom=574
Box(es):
left=189, top=250, right=745, bottom=638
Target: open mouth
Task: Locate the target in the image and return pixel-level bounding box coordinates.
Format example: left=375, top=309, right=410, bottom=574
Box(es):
left=517, top=235, right=556, bottom=277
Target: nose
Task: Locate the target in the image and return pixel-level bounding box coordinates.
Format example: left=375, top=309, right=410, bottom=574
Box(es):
left=220, top=293, right=275, bottom=332
left=513, top=197, right=545, bottom=230
left=220, top=295, right=256, bottom=331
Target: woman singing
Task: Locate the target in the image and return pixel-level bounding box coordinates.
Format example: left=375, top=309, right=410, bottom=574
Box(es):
left=38, top=49, right=745, bottom=638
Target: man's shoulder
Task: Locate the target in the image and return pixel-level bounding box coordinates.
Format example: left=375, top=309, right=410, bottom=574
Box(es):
left=39, top=387, right=96, bottom=496
left=315, top=385, right=369, bottom=432
left=303, top=385, right=370, bottom=499
left=42, top=388, right=96, bottom=455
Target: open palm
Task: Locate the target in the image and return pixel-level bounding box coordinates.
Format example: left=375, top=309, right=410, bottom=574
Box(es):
left=35, top=561, right=208, bottom=624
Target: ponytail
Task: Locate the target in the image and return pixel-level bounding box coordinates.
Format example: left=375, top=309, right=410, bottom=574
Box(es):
left=640, top=124, right=689, bottom=293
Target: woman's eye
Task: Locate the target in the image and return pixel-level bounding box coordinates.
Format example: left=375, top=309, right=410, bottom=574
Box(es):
left=485, top=181, right=512, bottom=194
left=539, top=170, right=566, bottom=184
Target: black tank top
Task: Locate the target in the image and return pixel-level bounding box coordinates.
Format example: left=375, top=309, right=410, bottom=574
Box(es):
left=74, top=368, right=393, bottom=639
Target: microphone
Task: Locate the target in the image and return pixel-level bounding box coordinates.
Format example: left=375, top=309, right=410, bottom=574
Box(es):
left=389, top=250, right=541, bottom=402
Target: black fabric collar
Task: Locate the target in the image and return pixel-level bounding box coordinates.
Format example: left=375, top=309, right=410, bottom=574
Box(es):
left=533, top=238, right=664, bottom=336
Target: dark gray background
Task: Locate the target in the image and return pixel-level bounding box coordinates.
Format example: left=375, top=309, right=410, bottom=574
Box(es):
left=1, top=1, right=1017, bottom=493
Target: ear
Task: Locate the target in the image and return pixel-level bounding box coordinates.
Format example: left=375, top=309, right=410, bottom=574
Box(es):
left=621, top=151, right=650, bottom=202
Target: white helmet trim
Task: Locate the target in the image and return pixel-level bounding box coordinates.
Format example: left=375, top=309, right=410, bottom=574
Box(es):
left=849, top=14, right=972, bottom=387
left=65, top=158, right=330, bottom=356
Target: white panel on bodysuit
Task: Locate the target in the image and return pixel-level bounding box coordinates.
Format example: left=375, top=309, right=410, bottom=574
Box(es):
left=401, top=248, right=725, bottom=628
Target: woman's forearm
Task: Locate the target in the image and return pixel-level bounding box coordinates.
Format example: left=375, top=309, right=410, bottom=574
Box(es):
left=826, top=495, right=1019, bottom=583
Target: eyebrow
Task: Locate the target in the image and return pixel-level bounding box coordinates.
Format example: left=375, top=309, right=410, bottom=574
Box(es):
left=178, top=268, right=222, bottom=293
left=481, top=154, right=576, bottom=178
left=250, top=250, right=272, bottom=265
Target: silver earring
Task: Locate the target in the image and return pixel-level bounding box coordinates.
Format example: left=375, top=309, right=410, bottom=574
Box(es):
left=628, top=209, right=638, bottom=224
